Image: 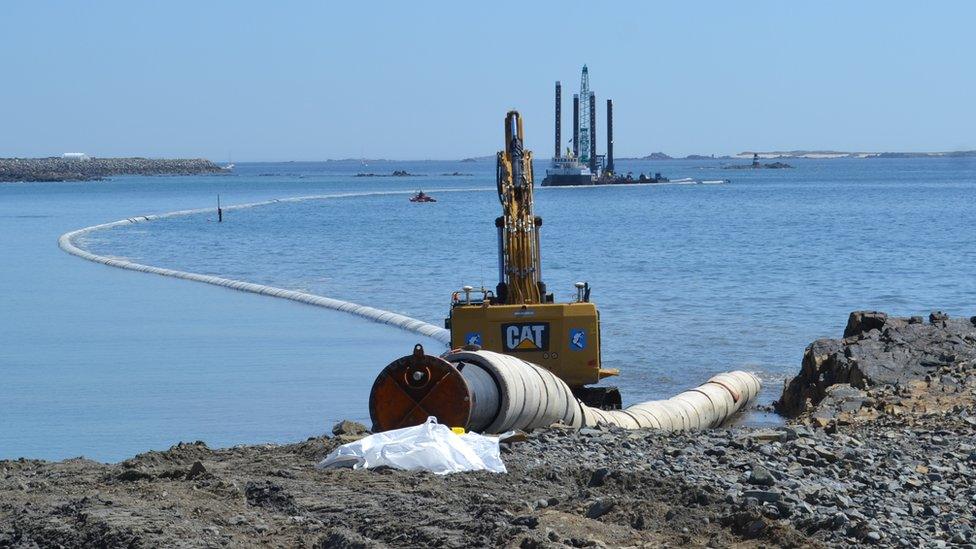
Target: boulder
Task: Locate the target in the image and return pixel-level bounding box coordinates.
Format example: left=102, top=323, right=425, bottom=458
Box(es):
left=811, top=384, right=871, bottom=424
left=776, top=311, right=976, bottom=417
left=747, top=466, right=776, bottom=487
left=332, top=420, right=369, bottom=437
left=843, top=311, right=889, bottom=338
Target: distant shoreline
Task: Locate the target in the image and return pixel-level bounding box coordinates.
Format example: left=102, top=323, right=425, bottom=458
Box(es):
left=733, top=150, right=976, bottom=160
left=0, top=157, right=226, bottom=183
left=614, top=150, right=976, bottom=161
left=5, top=154, right=972, bottom=178
left=454, top=150, right=976, bottom=162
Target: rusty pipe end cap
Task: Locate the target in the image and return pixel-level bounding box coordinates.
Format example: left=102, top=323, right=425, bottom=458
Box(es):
left=368, top=345, right=472, bottom=432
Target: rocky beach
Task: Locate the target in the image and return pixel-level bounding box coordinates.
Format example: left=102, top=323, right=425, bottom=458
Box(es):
left=0, top=157, right=226, bottom=182
left=3, top=311, right=975, bottom=548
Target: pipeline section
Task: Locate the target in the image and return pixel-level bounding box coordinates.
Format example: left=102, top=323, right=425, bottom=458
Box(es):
left=57, top=190, right=494, bottom=345
left=370, top=349, right=761, bottom=433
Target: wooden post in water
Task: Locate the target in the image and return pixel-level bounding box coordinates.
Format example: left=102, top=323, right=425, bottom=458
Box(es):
left=217, top=194, right=223, bottom=223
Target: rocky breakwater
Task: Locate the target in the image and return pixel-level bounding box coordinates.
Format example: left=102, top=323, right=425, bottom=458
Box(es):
left=354, top=170, right=422, bottom=177
left=0, top=157, right=226, bottom=182
left=2, top=311, right=976, bottom=547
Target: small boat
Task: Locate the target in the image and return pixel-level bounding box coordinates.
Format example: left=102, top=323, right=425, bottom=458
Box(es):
left=409, top=190, right=436, bottom=203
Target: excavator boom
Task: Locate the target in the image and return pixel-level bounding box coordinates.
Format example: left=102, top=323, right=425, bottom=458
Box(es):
left=495, top=111, right=544, bottom=305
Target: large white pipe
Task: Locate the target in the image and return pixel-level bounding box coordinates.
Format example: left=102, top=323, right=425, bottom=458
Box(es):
left=443, top=349, right=760, bottom=433
left=453, top=350, right=584, bottom=432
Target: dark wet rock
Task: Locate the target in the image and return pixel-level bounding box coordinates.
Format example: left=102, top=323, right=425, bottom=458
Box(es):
left=844, top=311, right=890, bottom=338
left=512, top=515, right=539, bottom=528
left=726, top=509, right=768, bottom=538
left=185, top=460, right=207, bottom=480
left=776, top=311, right=976, bottom=416
left=587, top=467, right=611, bottom=487
left=585, top=499, right=615, bottom=519
left=245, top=480, right=299, bottom=514
left=747, top=466, right=775, bottom=486
left=743, top=489, right=781, bottom=503
left=332, top=420, right=369, bottom=437
left=116, top=469, right=152, bottom=482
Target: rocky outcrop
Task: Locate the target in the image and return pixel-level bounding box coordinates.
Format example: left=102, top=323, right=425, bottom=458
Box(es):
left=354, top=170, right=421, bottom=177
left=722, top=161, right=793, bottom=170
left=776, top=311, right=976, bottom=417
left=0, top=157, right=225, bottom=182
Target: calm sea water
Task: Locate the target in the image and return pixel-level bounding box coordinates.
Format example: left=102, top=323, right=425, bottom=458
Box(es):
left=2, top=157, right=974, bottom=461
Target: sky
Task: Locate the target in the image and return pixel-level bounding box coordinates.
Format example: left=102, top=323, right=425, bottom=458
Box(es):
left=1, top=1, right=973, bottom=161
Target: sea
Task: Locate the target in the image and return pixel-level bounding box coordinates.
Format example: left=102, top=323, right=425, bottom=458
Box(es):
left=1, top=157, right=974, bottom=462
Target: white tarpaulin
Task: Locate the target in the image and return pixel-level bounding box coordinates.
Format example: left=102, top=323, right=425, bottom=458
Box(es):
left=316, top=417, right=506, bottom=474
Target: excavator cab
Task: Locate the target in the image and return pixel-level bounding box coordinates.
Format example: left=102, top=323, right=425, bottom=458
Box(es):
left=446, top=111, right=620, bottom=409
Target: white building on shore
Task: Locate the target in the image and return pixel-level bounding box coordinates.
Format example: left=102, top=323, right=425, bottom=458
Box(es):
left=61, top=152, right=89, bottom=161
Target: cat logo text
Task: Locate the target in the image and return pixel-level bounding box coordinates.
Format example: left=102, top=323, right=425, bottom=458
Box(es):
left=501, top=323, right=550, bottom=352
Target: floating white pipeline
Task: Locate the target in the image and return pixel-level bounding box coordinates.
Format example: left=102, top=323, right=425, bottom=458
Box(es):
left=58, top=189, right=492, bottom=345
left=441, top=349, right=760, bottom=432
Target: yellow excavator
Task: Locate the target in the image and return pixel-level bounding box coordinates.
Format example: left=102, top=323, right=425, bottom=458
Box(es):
left=445, top=111, right=621, bottom=409
left=367, top=111, right=760, bottom=432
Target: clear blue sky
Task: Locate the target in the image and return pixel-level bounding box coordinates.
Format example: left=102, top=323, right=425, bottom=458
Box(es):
left=2, top=1, right=973, bottom=160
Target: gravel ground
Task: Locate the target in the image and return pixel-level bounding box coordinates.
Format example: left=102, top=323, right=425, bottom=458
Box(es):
left=2, top=312, right=975, bottom=548
left=3, top=406, right=974, bottom=548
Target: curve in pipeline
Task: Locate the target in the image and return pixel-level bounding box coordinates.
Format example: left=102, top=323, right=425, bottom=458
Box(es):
left=57, top=189, right=493, bottom=345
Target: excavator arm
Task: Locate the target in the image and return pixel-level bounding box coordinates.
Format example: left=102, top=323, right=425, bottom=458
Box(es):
left=495, top=111, right=546, bottom=305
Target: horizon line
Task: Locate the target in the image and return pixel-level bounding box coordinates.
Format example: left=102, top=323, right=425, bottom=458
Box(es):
left=4, top=148, right=976, bottom=163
